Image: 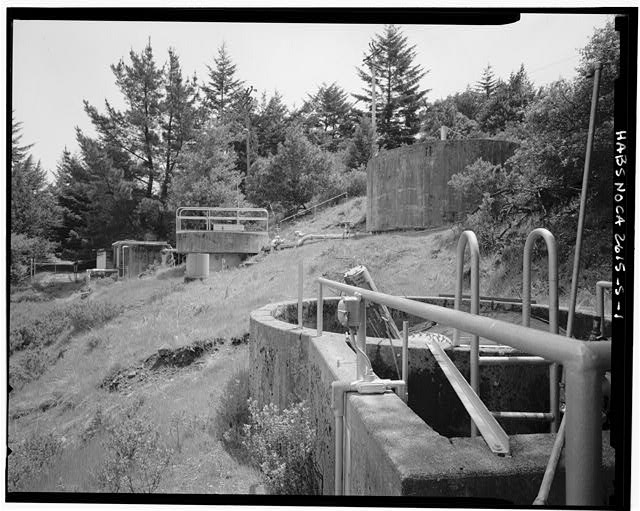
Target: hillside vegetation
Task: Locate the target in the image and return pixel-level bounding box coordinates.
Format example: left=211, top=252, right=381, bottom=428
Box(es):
left=8, top=197, right=608, bottom=493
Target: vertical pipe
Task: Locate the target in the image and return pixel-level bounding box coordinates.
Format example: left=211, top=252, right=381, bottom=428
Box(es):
left=566, top=62, right=602, bottom=339
left=356, top=298, right=367, bottom=381
left=523, top=228, right=560, bottom=432
left=298, top=260, right=303, bottom=328
left=454, top=231, right=480, bottom=437
left=317, top=283, right=323, bottom=336
left=402, top=321, right=409, bottom=403
left=334, top=414, right=343, bottom=496
left=564, top=364, right=603, bottom=506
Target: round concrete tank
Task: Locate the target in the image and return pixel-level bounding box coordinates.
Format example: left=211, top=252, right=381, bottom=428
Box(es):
left=186, top=253, right=210, bottom=280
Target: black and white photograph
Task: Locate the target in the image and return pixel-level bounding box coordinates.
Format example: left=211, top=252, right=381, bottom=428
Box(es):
left=5, top=5, right=637, bottom=508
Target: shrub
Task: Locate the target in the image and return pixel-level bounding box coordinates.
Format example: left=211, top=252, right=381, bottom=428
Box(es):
left=9, top=309, right=71, bottom=353
left=10, top=347, right=50, bottom=389
left=97, top=407, right=173, bottom=493
left=8, top=431, right=62, bottom=491
left=67, top=300, right=123, bottom=332
left=243, top=399, right=319, bottom=495
left=213, top=367, right=251, bottom=454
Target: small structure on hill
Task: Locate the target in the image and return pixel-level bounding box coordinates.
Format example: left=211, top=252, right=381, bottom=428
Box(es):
left=176, top=206, right=269, bottom=279
left=366, top=139, right=518, bottom=232
left=112, top=240, right=172, bottom=279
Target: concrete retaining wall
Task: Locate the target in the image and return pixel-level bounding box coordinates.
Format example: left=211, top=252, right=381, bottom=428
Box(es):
left=249, top=298, right=615, bottom=502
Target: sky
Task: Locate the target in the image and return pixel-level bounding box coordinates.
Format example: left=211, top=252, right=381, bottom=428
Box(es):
left=11, top=11, right=615, bottom=178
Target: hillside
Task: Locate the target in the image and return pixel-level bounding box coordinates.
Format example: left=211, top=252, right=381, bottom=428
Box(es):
left=7, top=197, right=607, bottom=493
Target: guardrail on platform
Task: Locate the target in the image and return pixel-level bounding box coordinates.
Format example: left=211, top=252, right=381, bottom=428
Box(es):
left=176, top=207, right=269, bottom=234
left=315, top=276, right=611, bottom=507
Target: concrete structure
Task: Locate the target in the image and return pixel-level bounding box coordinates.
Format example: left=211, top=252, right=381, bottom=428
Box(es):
left=366, top=140, right=518, bottom=232
left=111, top=240, right=171, bottom=279
left=96, top=249, right=112, bottom=270
left=176, top=207, right=269, bottom=273
left=250, top=297, right=614, bottom=502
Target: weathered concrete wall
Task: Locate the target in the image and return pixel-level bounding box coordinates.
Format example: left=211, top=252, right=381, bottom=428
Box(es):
left=366, top=140, right=518, bottom=232
left=250, top=298, right=615, bottom=502
left=176, top=231, right=267, bottom=254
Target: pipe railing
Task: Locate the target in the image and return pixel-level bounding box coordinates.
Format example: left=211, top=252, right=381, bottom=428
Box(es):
left=278, top=192, right=348, bottom=225
left=453, top=230, right=480, bottom=437
left=522, top=228, right=560, bottom=433
left=176, top=206, right=269, bottom=233
left=316, top=276, right=611, bottom=506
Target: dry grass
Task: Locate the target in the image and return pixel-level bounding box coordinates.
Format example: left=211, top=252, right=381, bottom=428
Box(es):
left=8, top=197, right=604, bottom=494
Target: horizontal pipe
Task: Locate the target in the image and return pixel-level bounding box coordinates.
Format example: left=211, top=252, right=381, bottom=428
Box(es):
left=316, top=277, right=611, bottom=370
left=478, top=356, right=551, bottom=366
left=297, top=233, right=350, bottom=247
left=491, top=411, right=554, bottom=421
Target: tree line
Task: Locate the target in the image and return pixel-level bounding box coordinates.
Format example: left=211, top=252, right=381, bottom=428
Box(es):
left=11, top=22, right=618, bottom=285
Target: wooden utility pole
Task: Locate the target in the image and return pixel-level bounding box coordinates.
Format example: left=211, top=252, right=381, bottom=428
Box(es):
left=364, top=42, right=381, bottom=156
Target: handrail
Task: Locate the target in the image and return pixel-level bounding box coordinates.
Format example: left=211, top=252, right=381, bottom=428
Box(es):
left=316, top=276, right=611, bottom=506
left=176, top=206, right=269, bottom=233
left=453, top=230, right=481, bottom=437
left=523, top=228, right=560, bottom=433
left=278, top=192, right=348, bottom=225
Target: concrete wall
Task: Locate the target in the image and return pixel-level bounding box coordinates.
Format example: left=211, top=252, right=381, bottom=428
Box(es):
left=176, top=231, right=268, bottom=254
left=250, top=298, right=615, bottom=502
left=366, top=140, right=518, bottom=232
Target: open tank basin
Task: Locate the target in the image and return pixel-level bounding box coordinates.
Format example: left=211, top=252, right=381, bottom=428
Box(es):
left=251, top=295, right=614, bottom=501
left=273, top=296, right=610, bottom=438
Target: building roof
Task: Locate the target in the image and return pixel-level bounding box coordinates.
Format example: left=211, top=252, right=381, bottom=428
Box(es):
left=111, top=240, right=171, bottom=248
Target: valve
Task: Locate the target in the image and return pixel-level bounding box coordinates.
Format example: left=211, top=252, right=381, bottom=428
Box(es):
left=337, top=296, right=361, bottom=328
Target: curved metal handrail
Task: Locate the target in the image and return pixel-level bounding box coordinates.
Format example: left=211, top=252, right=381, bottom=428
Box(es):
left=453, top=230, right=480, bottom=438
left=522, top=227, right=560, bottom=433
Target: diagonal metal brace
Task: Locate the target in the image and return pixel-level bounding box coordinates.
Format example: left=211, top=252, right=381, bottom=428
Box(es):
left=417, top=332, right=510, bottom=455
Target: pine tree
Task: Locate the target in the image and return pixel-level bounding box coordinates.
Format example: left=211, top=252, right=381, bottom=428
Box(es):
left=253, top=91, right=290, bottom=157
left=344, top=117, right=376, bottom=169
left=354, top=25, right=429, bottom=149
left=299, top=82, right=355, bottom=151
left=160, top=48, right=198, bottom=201
left=202, top=43, right=245, bottom=124
left=475, top=63, right=497, bottom=98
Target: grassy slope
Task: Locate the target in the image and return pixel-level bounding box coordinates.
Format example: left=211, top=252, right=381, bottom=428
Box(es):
left=8, top=196, right=605, bottom=493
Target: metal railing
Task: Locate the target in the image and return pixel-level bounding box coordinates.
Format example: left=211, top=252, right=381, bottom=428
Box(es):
left=315, top=276, right=611, bottom=506
left=278, top=192, right=348, bottom=225
left=176, top=206, right=269, bottom=233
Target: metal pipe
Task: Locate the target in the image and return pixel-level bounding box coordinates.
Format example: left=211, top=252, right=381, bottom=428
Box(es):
left=566, top=62, right=602, bottom=339
left=297, top=232, right=351, bottom=247
left=478, top=356, right=551, bottom=366
left=596, top=281, right=612, bottom=338
left=402, top=321, right=409, bottom=403
left=491, top=411, right=554, bottom=421
left=316, top=278, right=611, bottom=370
left=453, top=231, right=480, bottom=437
left=356, top=298, right=367, bottom=381
left=564, top=363, right=604, bottom=505
left=523, top=227, right=560, bottom=432
left=317, top=283, right=324, bottom=336
left=533, top=414, right=567, bottom=505
left=298, top=260, right=303, bottom=328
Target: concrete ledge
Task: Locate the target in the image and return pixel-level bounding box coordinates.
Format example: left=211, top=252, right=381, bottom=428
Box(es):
left=250, top=298, right=615, bottom=502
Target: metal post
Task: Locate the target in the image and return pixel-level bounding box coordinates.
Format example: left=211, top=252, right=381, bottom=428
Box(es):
left=523, top=228, right=559, bottom=433
left=566, top=62, right=602, bottom=338
left=596, top=281, right=612, bottom=338
left=564, top=364, right=603, bottom=506
left=402, top=321, right=409, bottom=402
left=317, top=283, right=324, bottom=336
left=356, top=298, right=367, bottom=381
left=298, top=260, right=304, bottom=328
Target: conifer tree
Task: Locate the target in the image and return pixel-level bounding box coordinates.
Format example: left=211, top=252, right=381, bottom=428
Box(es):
left=344, top=117, right=376, bottom=170
left=475, top=63, right=497, bottom=98
left=354, top=25, right=428, bottom=149
left=202, top=43, right=245, bottom=124
left=253, top=91, right=290, bottom=157
left=299, top=82, right=355, bottom=151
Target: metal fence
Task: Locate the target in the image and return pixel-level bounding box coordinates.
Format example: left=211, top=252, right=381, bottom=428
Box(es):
left=176, top=206, right=269, bottom=233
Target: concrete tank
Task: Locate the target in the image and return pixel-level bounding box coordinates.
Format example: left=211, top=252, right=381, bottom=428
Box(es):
left=366, top=139, right=518, bottom=232
left=185, top=253, right=210, bottom=280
